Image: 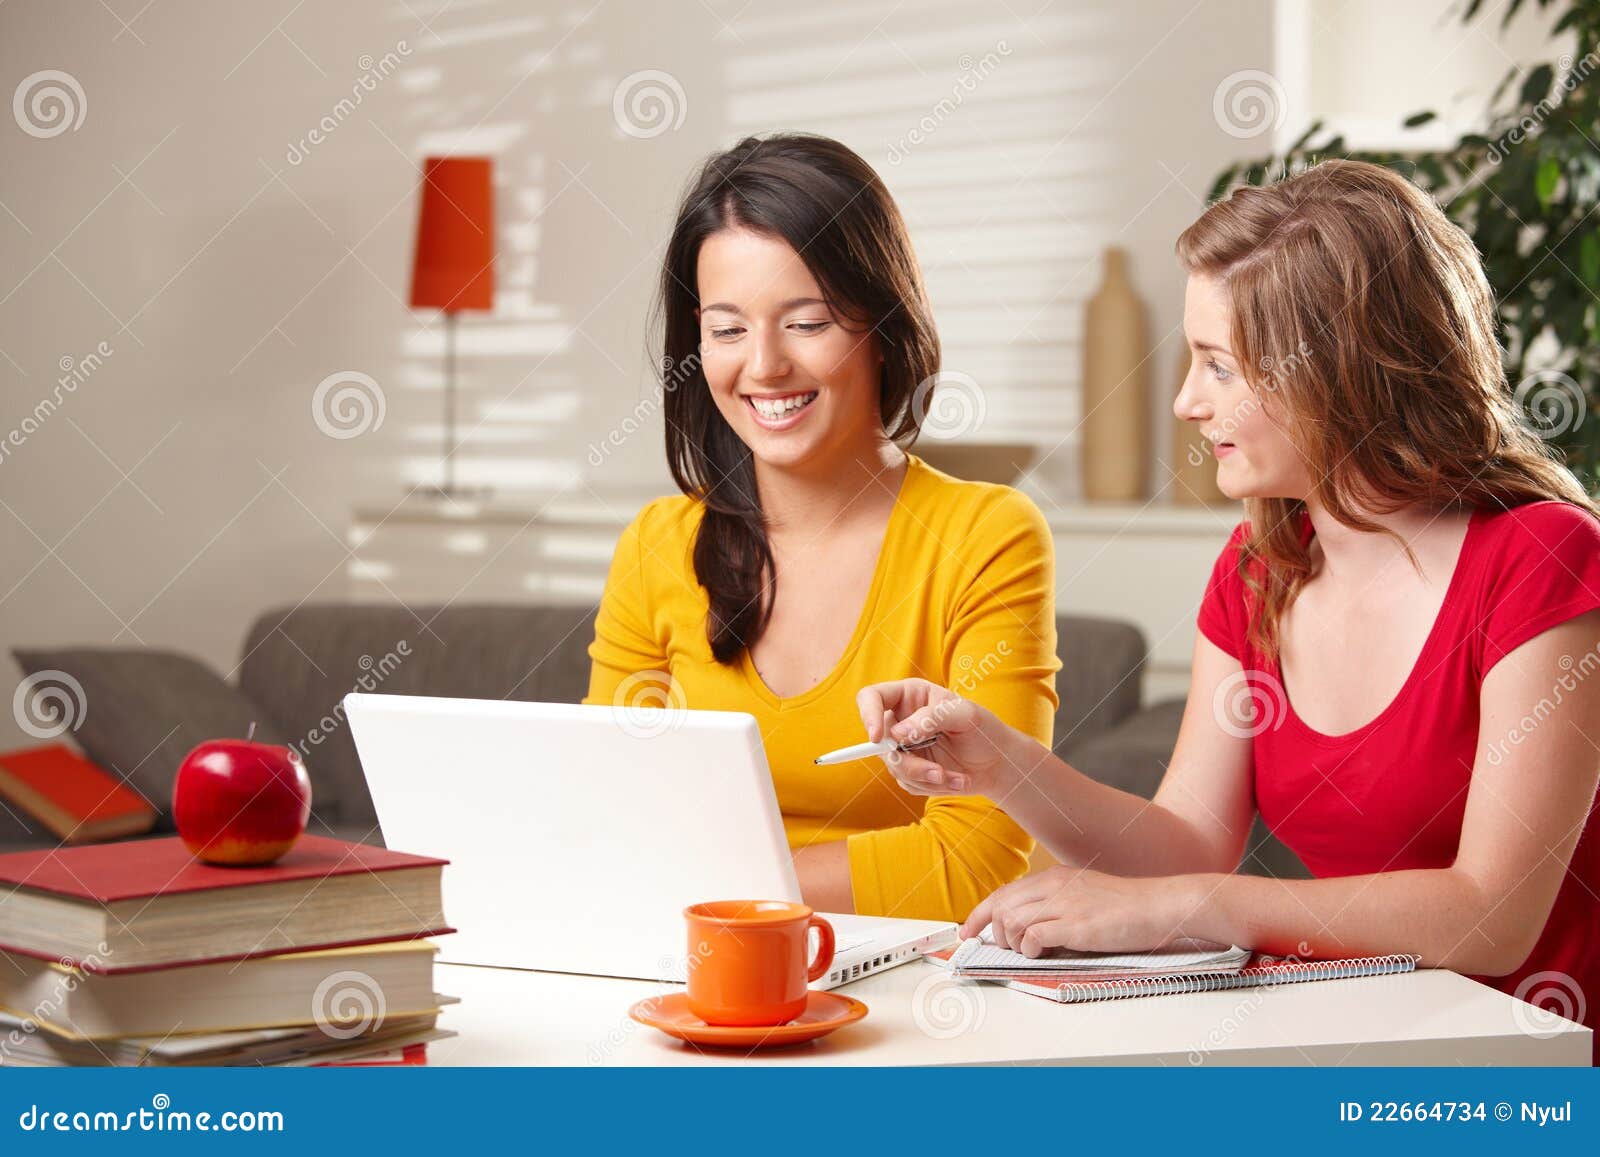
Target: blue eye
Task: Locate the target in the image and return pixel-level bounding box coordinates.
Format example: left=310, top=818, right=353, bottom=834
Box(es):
left=1208, top=359, right=1233, bottom=382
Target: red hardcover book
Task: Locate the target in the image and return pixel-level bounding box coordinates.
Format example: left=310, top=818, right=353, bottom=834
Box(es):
left=315, top=1042, right=431, bottom=1067
left=0, top=744, right=156, bottom=842
left=0, top=835, right=452, bottom=973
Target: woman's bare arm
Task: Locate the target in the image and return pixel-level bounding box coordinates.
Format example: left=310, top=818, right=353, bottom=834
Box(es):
left=860, top=632, right=1258, bottom=877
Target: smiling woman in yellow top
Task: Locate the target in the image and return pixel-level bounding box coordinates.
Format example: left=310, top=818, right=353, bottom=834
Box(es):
left=583, top=133, right=1058, bottom=923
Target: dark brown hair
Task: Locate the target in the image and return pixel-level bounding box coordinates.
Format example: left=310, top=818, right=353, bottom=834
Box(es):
left=658, top=133, right=939, bottom=663
left=1176, top=159, right=1597, bottom=657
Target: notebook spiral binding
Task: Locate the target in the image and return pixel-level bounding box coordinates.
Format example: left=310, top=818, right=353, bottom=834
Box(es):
left=1059, top=953, right=1421, bottom=1002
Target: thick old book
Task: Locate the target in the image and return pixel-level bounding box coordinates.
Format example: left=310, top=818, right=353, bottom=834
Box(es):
left=0, top=835, right=451, bottom=972
left=0, top=940, right=442, bottom=1039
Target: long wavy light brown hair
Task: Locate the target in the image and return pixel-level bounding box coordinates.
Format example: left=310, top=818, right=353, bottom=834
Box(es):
left=1176, top=159, right=1596, bottom=658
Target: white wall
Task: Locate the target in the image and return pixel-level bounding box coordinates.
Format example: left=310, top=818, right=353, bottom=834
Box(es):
left=1292, top=0, right=1571, bottom=150
left=7, top=1, right=1549, bottom=754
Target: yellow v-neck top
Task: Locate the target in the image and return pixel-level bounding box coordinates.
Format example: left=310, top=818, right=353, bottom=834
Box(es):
left=583, top=455, right=1060, bottom=923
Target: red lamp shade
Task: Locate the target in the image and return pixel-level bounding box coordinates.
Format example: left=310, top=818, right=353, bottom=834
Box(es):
left=408, top=156, right=495, bottom=312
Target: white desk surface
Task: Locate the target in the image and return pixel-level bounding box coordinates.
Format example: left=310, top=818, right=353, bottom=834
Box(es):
left=428, top=959, right=1592, bottom=1066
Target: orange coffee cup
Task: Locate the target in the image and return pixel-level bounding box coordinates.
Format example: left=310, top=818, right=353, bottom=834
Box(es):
left=683, top=900, right=836, bottom=1027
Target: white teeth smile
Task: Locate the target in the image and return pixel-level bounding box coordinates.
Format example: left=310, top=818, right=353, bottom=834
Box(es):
left=748, top=391, right=817, bottom=420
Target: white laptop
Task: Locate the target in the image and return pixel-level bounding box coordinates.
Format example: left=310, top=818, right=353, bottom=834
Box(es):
left=343, top=694, right=957, bottom=987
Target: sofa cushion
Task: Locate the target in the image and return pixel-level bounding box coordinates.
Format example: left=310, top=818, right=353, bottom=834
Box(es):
left=8, top=649, right=295, bottom=832
left=1063, top=697, right=1185, bottom=798
left=236, top=604, right=599, bottom=832
left=1052, top=615, right=1146, bottom=749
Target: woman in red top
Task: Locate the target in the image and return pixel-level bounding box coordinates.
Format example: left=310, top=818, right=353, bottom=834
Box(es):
left=858, top=159, right=1600, bottom=1058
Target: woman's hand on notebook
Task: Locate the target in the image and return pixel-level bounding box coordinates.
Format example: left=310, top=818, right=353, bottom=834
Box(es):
left=960, top=865, right=1200, bottom=958
left=854, top=678, right=1022, bottom=797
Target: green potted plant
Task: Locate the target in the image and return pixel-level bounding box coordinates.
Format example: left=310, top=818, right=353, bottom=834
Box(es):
left=1209, top=0, right=1600, bottom=493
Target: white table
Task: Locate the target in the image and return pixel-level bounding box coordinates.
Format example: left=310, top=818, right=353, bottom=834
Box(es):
left=427, top=960, right=1592, bottom=1066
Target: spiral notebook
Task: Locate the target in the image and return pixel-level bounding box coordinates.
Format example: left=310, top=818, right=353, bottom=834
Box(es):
left=928, top=936, right=1419, bottom=1003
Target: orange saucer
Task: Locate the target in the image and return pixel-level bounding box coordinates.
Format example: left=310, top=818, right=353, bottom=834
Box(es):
left=628, top=990, right=868, bottom=1049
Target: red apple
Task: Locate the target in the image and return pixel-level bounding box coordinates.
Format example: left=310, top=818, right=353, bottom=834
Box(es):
left=173, top=734, right=312, bottom=865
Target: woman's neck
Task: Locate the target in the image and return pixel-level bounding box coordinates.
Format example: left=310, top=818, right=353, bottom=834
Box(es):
left=753, top=439, right=907, bottom=537
left=1302, top=495, right=1467, bottom=583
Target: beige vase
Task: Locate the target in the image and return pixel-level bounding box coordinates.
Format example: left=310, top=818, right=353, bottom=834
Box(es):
left=1081, top=247, right=1149, bottom=501
left=1170, top=350, right=1230, bottom=506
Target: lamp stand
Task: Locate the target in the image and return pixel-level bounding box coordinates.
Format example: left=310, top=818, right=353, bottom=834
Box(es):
left=424, top=311, right=489, bottom=503
left=443, top=310, right=458, bottom=496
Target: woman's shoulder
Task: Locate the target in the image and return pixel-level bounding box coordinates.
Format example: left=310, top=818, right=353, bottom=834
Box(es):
left=622, top=491, right=704, bottom=543
left=1470, top=499, right=1600, bottom=578
left=1475, top=498, right=1600, bottom=545
left=903, top=455, right=1050, bottom=543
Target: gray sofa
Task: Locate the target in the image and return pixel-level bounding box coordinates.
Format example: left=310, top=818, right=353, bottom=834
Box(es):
left=3, top=604, right=1305, bottom=878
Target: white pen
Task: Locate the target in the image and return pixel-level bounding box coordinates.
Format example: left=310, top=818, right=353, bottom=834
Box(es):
left=813, top=733, right=942, bottom=765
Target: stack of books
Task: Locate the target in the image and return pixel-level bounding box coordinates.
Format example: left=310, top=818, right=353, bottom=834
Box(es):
left=0, top=834, right=454, bottom=1066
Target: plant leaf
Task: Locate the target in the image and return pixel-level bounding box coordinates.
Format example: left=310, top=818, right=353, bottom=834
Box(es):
left=1520, top=63, right=1555, bottom=106
left=1537, top=155, right=1562, bottom=205
left=1582, top=232, right=1600, bottom=287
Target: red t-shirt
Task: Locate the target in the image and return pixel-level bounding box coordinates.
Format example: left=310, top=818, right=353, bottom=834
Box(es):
left=1198, top=501, right=1600, bottom=1063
